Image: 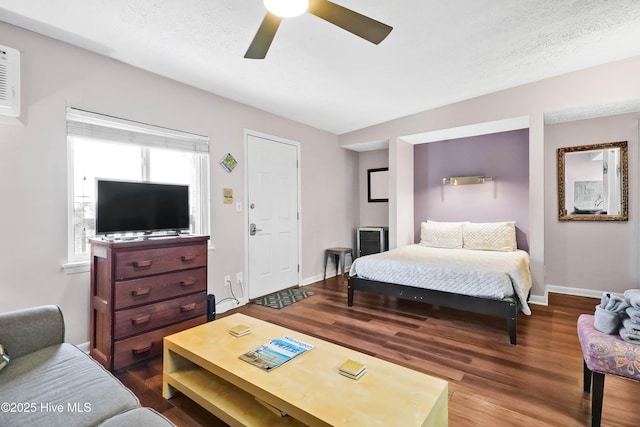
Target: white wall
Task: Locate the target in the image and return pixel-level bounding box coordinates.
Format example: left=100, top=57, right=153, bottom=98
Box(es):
left=0, top=22, right=358, bottom=344
left=544, top=113, right=639, bottom=293
left=339, top=55, right=640, bottom=299
left=358, top=149, right=388, bottom=228
left=389, top=138, right=415, bottom=249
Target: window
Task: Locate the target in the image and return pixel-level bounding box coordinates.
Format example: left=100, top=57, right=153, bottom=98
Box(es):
left=66, top=108, right=210, bottom=266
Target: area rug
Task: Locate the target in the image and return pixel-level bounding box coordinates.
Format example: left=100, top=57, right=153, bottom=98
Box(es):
left=253, top=288, right=315, bottom=309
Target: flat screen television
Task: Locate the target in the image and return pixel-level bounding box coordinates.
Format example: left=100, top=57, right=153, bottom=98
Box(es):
left=96, top=179, right=190, bottom=235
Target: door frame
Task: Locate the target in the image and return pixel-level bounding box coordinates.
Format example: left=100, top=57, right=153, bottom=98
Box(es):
left=243, top=129, right=302, bottom=299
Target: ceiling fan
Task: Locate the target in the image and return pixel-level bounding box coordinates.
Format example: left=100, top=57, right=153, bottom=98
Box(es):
left=245, top=0, right=393, bottom=59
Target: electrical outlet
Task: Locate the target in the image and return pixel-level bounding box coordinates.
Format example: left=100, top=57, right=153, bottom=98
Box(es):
left=224, top=275, right=231, bottom=287
left=236, top=272, right=243, bottom=285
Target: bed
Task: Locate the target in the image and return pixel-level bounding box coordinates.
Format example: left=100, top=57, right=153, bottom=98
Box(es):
left=347, top=221, right=532, bottom=345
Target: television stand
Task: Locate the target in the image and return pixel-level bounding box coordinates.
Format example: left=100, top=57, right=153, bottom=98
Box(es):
left=89, top=235, right=209, bottom=371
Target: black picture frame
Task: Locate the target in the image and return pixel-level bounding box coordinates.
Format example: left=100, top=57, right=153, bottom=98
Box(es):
left=367, top=167, right=389, bottom=203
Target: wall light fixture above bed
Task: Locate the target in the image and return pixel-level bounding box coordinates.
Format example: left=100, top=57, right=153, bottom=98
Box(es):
left=442, top=175, right=493, bottom=185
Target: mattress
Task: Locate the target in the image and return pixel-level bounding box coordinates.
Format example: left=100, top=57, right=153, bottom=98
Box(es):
left=349, top=244, right=532, bottom=315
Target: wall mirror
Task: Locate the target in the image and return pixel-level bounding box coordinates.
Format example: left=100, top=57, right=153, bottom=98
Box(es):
left=557, top=141, right=628, bottom=221
left=367, top=167, right=389, bottom=202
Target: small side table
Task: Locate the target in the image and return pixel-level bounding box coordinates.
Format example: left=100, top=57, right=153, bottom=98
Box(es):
left=323, top=247, right=353, bottom=280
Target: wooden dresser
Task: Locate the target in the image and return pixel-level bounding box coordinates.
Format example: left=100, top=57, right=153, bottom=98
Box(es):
left=89, top=235, right=209, bottom=371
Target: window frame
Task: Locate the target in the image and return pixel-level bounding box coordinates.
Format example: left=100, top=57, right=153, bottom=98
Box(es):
left=63, top=108, right=211, bottom=273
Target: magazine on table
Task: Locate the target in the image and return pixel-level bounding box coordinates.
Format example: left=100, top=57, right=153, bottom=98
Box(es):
left=239, top=336, right=314, bottom=372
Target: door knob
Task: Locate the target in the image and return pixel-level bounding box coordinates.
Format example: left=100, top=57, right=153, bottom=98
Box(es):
left=249, top=223, right=262, bottom=236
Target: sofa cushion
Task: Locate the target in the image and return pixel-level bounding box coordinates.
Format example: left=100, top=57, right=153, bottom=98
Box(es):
left=97, top=407, right=175, bottom=426
left=0, top=305, right=64, bottom=359
left=0, top=343, right=139, bottom=426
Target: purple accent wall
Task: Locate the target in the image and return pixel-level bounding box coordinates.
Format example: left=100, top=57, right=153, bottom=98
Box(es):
left=413, top=129, right=530, bottom=251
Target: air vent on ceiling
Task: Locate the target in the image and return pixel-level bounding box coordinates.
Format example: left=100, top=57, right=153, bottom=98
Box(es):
left=0, top=45, right=21, bottom=118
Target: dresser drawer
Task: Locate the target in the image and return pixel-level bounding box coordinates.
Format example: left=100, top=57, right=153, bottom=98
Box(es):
left=114, top=292, right=206, bottom=340
left=113, top=315, right=205, bottom=371
left=115, top=243, right=207, bottom=280
left=114, top=267, right=207, bottom=310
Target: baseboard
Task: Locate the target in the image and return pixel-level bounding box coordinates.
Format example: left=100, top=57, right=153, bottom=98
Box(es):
left=302, top=273, right=326, bottom=286
left=527, top=294, right=547, bottom=306
left=303, top=264, right=352, bottom=286
left=531, top=284, right=608, bottom=306
left=77, top=341, right=90, bottom=353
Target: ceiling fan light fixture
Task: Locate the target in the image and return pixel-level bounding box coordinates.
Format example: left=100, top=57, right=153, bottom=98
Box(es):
left=264, top=0, right=309, bottom=18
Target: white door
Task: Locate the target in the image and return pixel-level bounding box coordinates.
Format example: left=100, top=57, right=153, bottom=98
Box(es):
left=247, top=133, right=300, bottom=299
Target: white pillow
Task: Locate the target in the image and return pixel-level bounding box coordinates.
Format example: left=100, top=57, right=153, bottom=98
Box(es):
left=463, top=222, right=517, bottom=251
left=420, top=220, right=465, bottom=249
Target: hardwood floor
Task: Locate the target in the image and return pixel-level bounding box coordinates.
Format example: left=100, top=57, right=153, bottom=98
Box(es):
left=116, top=277, right=639, bottom=426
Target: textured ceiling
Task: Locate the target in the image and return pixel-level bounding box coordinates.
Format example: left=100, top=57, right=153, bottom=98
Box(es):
left=2, top=0, right=640, bottom=134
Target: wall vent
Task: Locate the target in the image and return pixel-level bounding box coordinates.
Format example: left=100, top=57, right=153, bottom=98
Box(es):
left=0, top=45, right=21, bottom=118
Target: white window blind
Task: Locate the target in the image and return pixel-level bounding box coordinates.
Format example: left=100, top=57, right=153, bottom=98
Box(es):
left=66, top=107, right=209, bottom=153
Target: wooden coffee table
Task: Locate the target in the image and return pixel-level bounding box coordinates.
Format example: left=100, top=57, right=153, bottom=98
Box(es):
left=163, top=313, right=448, bottom=426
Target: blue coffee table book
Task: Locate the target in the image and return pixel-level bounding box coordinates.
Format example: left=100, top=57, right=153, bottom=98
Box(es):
left=239, top=336, right=314, bottom=371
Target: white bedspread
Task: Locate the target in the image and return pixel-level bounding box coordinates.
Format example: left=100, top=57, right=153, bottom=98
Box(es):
left=349, top=244, right=532, bottom=315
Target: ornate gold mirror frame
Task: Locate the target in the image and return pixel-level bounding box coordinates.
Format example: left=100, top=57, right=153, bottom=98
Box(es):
left=558, top=141, right=628, bottom=221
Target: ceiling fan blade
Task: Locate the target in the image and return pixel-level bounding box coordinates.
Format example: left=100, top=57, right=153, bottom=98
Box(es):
left=244, top=12, right=282, bottom=59
left=307, top=0, right=392, bottom=45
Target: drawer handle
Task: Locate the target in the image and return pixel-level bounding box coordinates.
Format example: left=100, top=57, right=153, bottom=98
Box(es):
left=179, top=280, right=196, bottom=288
left=131, top=287, right=151, bottom=297
left=181, top=254, right=196, bottom=262
left=180, top=303, right=196, bottom=312
left=131, top=314, right=151, bottom=325
left=133, top=260, right=153, bottom=268
left=132, top=343, right=153, bottom=355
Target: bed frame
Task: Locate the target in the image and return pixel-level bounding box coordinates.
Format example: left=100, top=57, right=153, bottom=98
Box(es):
left=347, top=276, right=520, bottom=345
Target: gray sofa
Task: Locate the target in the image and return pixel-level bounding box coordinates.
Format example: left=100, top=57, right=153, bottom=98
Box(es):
left=0, top=305, right=175, bottom=426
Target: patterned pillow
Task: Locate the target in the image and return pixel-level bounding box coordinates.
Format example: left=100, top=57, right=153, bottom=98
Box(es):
left=0, top=344, right=9, bottom=373
left=463, top=221, right=517, bottom=251
left=420, top=220, right=466, bottom=249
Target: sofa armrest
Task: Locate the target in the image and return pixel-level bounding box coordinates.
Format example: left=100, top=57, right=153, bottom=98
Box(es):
left=0, top=305, right=65, bottom=358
